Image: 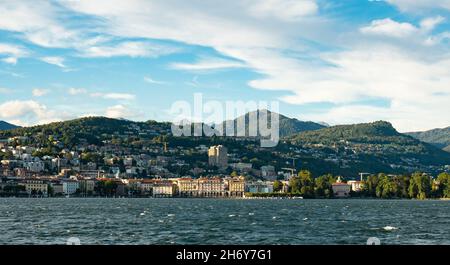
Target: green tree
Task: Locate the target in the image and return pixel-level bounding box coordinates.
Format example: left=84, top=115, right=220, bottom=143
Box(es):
left=104, top=180, right=118, bottom=196
left=314, top=174, right=334, bottom=198
left=435, top=172, right=450, bottom=198
left=289, top=170, right=315, bottom=198
left=47, top=185, right=54, bottom=197
left=273, top=180, right=283, bottom=192
left=362, top=174, right=380, bottom=197
left=376, top=174, right=398, bottom=198
left=409, top=172, right=431, bottom=199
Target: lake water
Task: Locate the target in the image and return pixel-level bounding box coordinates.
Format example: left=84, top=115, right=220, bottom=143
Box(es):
left=0, top=198, right=449, bottom=245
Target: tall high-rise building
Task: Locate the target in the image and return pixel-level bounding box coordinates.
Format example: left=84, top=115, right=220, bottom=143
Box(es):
left=208, top=145, right=228, bottom=168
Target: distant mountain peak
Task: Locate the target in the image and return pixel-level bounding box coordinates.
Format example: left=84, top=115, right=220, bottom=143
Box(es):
left=406, top=126, right=450, bottom=151
left=0, top=120, right=20, bottom=131
left=220, top=109, right=326, bottom=137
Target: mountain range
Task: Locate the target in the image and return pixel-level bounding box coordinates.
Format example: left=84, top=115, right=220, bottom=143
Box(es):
left=1, top=112, right=449, bottom=176
left=406, top=127, right=450, bottom=152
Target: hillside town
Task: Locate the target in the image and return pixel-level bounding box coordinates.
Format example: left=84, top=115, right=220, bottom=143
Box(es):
left=2, top=116, right=450, bottom=200
left=0, top=134, right=364, bottom=198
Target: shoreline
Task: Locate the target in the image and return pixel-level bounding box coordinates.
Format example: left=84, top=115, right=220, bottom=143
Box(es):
left=0, top=196, right=449, bottom=200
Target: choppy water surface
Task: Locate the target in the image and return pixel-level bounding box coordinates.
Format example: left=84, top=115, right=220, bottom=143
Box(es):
left=0, top=198, right=449, bottom=245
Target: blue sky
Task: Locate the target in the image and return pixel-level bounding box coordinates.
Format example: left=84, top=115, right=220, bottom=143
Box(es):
left=1, top=0, right=450, bottom=132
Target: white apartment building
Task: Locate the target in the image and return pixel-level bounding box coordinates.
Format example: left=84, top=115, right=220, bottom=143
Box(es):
left=62, top=180, right=80, bottom=195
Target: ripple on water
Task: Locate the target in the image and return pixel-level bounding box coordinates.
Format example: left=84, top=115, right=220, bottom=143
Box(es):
left=0, top=198, right=449, bottom=245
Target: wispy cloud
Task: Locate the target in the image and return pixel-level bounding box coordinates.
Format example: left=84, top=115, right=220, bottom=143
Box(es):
left=0, top=43, right=28, bottom=64
left=68, top=87, right=87, bottom=95
left=79, top=41, right=177, bottom=58
left=91, top=92, right=136, bottom=100
left=40, top=56, right=66, bottom=68
left=1, top=57, right=17, bottom=65
left=386, top=0, right=450, bottom=12
left=105, top=104, right=144, bottom=120
left=32, top=88, right=50, bottom=97
left=171, top=58, right=247, bottom=71
left=144, top=76, right=168, bottom=85
left=0, top=1, right=450, bottom=131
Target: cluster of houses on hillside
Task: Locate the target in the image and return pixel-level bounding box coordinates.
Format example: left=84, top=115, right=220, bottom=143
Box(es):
left=1, top=139, right=364, bottom=198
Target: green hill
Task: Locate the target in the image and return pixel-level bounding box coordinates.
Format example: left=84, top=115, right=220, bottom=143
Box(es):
left=290, top=121, right=450, bottom=166
left=0, top=116, right=171, bottom=147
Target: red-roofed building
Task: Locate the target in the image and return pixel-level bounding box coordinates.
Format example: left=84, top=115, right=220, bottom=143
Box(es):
left=332, top=176, right=351, bottom=198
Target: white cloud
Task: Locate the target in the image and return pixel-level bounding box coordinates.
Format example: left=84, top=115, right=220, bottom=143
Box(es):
left=360, top=17, right=446, bottom=39
left=425, top=31, right=450, bottom=46
left=360, top=18, right=419, bottom=38
left=105, top=104, right=141, bottom=119
left=420, top=16, right=445, bottom=31
left=56, top=0, right=450, bottom=131
left=171, top=58, right=247, bottom=71
left=248, top=0, right=318, bottom=21
left=40, top=56, right=66, bottom=68
left=386, top=0, right=450, bottom=12
left=301, top=101, right=450, bottom=133
left=68, top=87, right=87, bottom=95
left=79, top=41, right=177, bottom=58
left=1, top=57, right=18, bottom=65
left=67, top=88, right=135, bottom=101
left=144, top=76, right=167, bottom=85
left=0, top=2, right=79, bottom=48
left=0, top=100, right=64, bottom=126
left=91, top=92, right=136, bottom=100
left=0, top=43, right=27, bottom=57
left=1, top=1, right=449, bottom=131
left=32, top=88, right=49, bottom=97
left=0, top=43, right=28, bottom=64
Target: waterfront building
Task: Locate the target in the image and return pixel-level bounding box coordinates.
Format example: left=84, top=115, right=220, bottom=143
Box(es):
left=116, top=181, right=127, bottom=196
left=140, top=179, right=154, bottom=195
left=62, top=180, right=80, bottom=195
left=198, top=177, right=225, bottom=197
left=347, top=180, right=363, bottom=192
left=208, top=145, right=228, bottom=168
left=153, top=181, right=176, bottom=197
left=332, top=176, right=351, bottom=198
left=245, top=180, right=274, bottom=193
left=123, top=179, right=143, bottom=195
left=225, top=176, right=245, bottom=197
left=78, top=178, right=96, bottom=195
left=177, top=177, right=199, bottom=197
left=50, top=182, right=63, bottom=196
left=22, top=179, right=48, bottom=196
left=281, top=180, right=290, bottom=193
